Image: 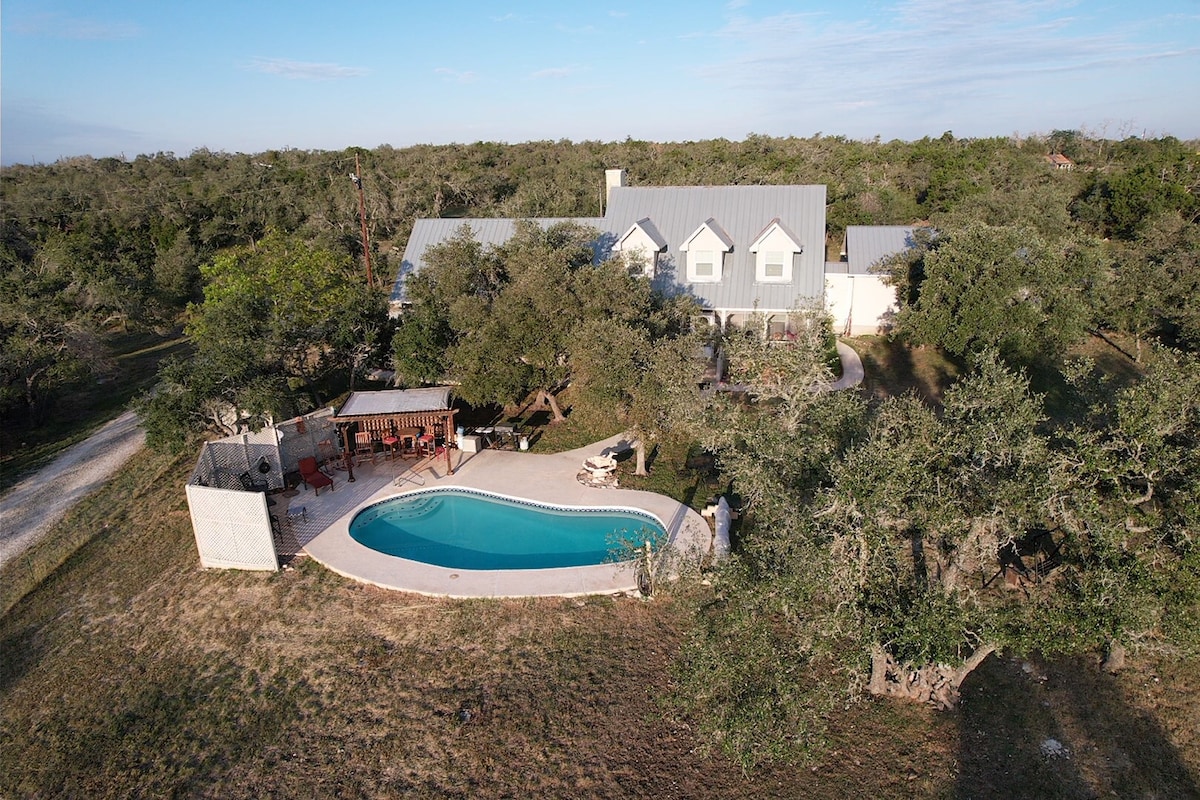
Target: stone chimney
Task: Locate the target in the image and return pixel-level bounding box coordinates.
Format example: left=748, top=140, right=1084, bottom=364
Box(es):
left=605, top=168, right=626, bottom=204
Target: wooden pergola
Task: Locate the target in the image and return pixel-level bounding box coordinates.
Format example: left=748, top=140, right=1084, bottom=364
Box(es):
left=331, top=387, right=459, bottom=478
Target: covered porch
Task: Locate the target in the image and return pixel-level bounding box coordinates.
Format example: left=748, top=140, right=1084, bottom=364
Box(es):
left=330, top=386, right=459, bottom=478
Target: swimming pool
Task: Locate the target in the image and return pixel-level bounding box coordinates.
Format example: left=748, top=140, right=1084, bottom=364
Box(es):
left=349, top=487, right=666, bottom=570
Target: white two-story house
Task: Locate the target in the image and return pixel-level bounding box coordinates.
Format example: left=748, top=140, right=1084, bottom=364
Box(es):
left=391, top=169, right=905, bottom=338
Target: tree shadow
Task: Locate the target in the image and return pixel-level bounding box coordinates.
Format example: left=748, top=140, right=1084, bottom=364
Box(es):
left=955, top=654, right=1199, bottom=799
left=522, top=409, right=552, bottom=428
left=0, top=624, right=44, bottom=693
left=858, top=336, right=959, bottom=408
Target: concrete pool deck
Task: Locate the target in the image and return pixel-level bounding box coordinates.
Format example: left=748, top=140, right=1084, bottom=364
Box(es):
left=292, top=433, right=713, bottom=597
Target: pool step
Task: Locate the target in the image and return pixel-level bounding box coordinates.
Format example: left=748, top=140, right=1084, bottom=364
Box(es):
left=356, top=496, right=443, bottom=526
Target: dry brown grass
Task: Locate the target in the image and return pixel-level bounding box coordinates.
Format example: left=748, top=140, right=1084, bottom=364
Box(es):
left=3, top=445, right=1198, bottom=798
left=3, top=365, right=1199, bottom=797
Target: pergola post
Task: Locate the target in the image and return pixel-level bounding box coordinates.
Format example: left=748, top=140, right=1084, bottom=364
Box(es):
left=340, top=423, right=356, bottom=482
left=443, top=409, right=456, bottom=475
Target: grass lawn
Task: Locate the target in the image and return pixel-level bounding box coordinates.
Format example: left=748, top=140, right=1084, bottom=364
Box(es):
left=2, top=336, right=1197, bottom=797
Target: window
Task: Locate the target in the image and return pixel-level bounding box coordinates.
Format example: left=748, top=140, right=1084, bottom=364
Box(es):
left=764, top=251, right=785, bottom=278
left=749, top=219, right=801, bottom=282
left=681, top=219, right=733, bottom=282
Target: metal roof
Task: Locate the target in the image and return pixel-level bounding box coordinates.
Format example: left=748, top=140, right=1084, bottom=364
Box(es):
left=842, top=226, right=919, bottom=275
left=390, top=184, right=829, bottom=314
left=619, top=217, right=668, bottom=250
left=601, top=185, right=828, bottom=312
left=335, top=387, right=452, bottom=417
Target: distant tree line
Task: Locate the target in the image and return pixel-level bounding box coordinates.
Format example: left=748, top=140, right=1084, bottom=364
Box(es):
left=2, top=132, right=1195, bottom=427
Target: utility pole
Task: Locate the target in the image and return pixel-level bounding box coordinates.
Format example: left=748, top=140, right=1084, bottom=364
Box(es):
left=351, top=153, right=373, bottom=288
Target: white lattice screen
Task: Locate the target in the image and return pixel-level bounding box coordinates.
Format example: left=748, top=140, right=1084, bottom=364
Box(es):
left=185, top=407, right=344, bottom=571
left=186, top=484, right=278, bottom=571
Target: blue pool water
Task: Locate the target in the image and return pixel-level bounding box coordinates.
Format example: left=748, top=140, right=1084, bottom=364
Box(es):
left=349, top=488, right=666, bottom=570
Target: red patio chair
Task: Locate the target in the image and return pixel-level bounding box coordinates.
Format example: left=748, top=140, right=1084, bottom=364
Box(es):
left=298, top=456, right=334, bottom=495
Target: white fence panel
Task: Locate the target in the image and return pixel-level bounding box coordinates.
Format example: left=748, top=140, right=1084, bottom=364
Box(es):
left=186, top=484, right=278, bottom=571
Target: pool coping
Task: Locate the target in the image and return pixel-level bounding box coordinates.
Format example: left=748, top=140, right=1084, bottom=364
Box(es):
left=303, top=433, right=713, bottom=598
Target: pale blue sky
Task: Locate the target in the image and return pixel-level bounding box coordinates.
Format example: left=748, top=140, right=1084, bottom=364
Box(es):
left=3, top=0, right=1198, bottom=165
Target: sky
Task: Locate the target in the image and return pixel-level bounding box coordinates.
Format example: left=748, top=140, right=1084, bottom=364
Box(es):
left=3, top=0, right=1199, bottom=165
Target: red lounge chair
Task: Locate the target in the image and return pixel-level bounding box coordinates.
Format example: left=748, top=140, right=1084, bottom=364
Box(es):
left=298, top=456, right=333, bottom=495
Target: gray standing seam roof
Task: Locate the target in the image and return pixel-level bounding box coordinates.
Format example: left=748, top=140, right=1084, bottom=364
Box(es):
left=601, top=185, right=828, bottom=313
left=392, top=185, right=829, bottom=315
left=842, top=226, right=919, bottom=275
left=621, top=217, right=669, bottom=250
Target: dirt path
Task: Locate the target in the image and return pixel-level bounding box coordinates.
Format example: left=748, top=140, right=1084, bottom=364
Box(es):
left=0, top=410, right=145, bottom=568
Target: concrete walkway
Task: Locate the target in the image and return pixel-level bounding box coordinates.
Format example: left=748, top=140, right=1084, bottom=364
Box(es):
left=300, top=434, right=711, bottom=598
left=832, top=340, right=865, bottom=390
left=0, top=410, right=145, bottom=569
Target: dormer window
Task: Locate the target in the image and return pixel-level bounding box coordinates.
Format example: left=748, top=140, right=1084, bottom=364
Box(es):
left=680, top=218, right=734, bottom=283
left=764, top=251, right=785, bottom=278
left=749, top=218, right=803, bottom=283
left=614, top=217, right=668, bottom=279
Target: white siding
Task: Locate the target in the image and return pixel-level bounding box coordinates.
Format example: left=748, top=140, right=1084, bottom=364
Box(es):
left=614, top=227, right=661, bottom=278
left=825, top=274, right=898, bottom=336
left=681, top=227, right=732, bottom=282
left=750, top=226, right=799, bottom=282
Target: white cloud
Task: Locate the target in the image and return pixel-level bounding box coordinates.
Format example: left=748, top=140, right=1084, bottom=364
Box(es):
left=435, top=67, right=478, bottom=83
left=836, top=100, right=877, bottom=111
left=701, top=0, right=1194, bottom=107
left=245, top=58, right=369, bottom=80
left=667, top=0, right=1200, bottom=139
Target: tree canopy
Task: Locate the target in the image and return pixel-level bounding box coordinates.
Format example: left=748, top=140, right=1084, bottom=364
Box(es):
left=4, top=132, right=1198, bottom=423
left=135, top=231, right=386, bottom=449
left=394, top=221, right=695, bottom=419
left=4, top=132, right=1199, bottom=772
left=674, top=343, right=1200, bottom=767
left=878, top=222, right=1100, bottom=367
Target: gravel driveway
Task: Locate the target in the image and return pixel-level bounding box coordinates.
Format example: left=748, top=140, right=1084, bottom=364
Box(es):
left=0, top=410, right=145, bottom=569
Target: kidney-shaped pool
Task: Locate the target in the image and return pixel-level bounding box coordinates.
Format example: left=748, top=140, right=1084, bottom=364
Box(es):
left=349, top=487, right=666, bottom=570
